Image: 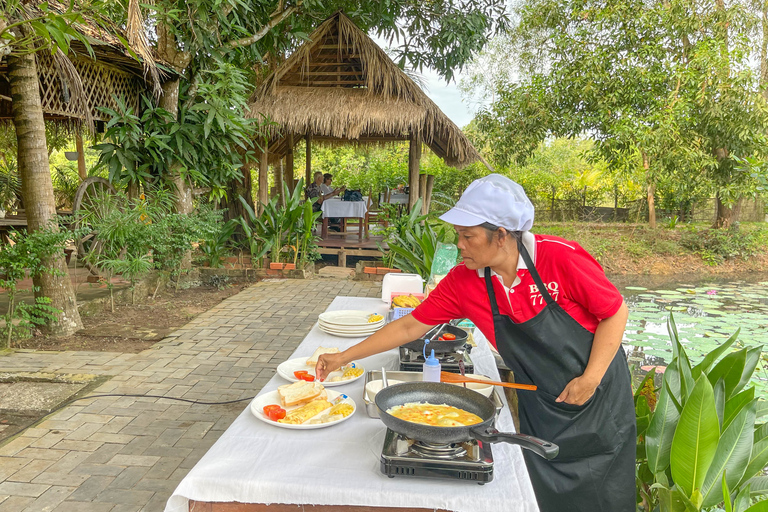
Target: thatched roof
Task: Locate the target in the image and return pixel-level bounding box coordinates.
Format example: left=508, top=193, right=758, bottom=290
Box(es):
left=249, top=11, right=481, bottom=168
left=0, top=1, right=172, bottom=124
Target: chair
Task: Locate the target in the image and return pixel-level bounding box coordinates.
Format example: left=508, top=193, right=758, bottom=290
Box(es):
left=363, top=190, right=388, bottom=239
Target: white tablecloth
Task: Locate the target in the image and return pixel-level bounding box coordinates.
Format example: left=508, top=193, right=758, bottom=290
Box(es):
left=321, top=198, right=367, bottom=219
left=165, top=297, right=538, bottom=512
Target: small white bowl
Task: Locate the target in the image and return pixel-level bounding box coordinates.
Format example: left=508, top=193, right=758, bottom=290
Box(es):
left=365, top=379, right=403, bottom=401
left=449, top=375, right=494, bottom=397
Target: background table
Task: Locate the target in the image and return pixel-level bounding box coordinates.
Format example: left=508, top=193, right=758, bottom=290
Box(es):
left=165, top=297, right=539, bottom=512
left=320, top=199, right=368, bottom=240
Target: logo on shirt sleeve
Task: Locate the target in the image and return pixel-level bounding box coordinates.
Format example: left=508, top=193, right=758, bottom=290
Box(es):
left=529, top=282, right=559, bottom=306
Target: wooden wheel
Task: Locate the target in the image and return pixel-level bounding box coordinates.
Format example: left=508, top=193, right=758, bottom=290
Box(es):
left=72, top=177, right=117, bottom=264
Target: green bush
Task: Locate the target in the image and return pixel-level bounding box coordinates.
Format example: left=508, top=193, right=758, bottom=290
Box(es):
left=680, top=226, right=767, bottom=265
left=634, top=314, right=768, bottom=511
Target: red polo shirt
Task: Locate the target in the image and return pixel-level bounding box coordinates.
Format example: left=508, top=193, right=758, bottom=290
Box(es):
left=411, top=234, right=623, bottom=349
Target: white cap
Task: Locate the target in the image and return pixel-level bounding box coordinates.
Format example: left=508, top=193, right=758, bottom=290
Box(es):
left=439, top=174, right=534, bottom=231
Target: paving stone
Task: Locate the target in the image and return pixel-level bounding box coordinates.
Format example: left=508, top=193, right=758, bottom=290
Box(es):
left=110, top=467, right=149, bottom=490
left=0, top=496, right=35, bottom=511
left=0, top=278, right=381, bottom=512
left=107, top=455, right=160, bottom=467
left=0, top=481, right=51, bottom=497
left=53, top=501, right=115, bottom=512
left=93, top=488, right=155, bottom=506
left=66, top=475, right=114, bottom=502
left=7, top=459, right=54, bottom=483
left=21, top=485, right=74, bottom=512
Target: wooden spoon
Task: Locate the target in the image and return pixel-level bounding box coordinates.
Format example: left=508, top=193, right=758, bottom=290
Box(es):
left=440, top=371, right=538, bottom=391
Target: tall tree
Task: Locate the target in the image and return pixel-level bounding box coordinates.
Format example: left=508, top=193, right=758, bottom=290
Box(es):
left=126, top=0, right=511, bottom=217
left=466, top=0, right=768, bottom=227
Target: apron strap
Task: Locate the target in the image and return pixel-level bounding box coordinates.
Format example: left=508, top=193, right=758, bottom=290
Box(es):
left=517, top=238, right=555, bottom=306
left=483, top=267, right=501, bottom=317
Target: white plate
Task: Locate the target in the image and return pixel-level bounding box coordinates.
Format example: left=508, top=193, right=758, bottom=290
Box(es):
left=250, top=389, right=356, bottom=430
left=276, top=357, right=365, bottom=386
left=319, top=327, right=380, bottom=338
left=318, top=322, right=383, bottom=333
left=319, top=318, right=384, bottom=329
left=318, top=310, right=383, bottom=327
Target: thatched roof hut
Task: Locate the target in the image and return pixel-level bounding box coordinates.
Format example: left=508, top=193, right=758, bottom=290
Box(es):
left=248, top=11, right=483, bottom=211
left=0, top=0, right=168, bottom=126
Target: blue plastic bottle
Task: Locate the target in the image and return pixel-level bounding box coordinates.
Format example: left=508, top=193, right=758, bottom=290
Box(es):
left=422, top=340, right=441, bottom=382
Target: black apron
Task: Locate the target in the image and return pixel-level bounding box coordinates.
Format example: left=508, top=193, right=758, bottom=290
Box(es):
left=484, top=240, right=636, bottom=512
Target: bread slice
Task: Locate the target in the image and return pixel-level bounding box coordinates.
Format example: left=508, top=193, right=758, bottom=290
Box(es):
left=306, top=346, right=340, bottom=366
left=277, top=381, right=325, bottom=407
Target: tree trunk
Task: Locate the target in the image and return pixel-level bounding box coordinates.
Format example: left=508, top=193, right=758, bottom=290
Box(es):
left=222, top=158, right=255, bottom=227
left=642, top=151, right=656, bottom=228
left=258, top=147, right=269, bottom=214
left=762, top=0, right=768, bottom=100
left=714, top=194, right=743, bottom=228
left=75, top=131, right=87, bottom=180
left=275, top=158, right=284, bottom=206
left=408, top=132, right=421, bottom=212
left=8, top=51, right=83, bottom=335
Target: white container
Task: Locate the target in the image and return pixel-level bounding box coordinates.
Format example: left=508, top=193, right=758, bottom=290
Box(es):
left=422, top=349, right=441, bottom=382
left=381, top=273, right=424, bottom=304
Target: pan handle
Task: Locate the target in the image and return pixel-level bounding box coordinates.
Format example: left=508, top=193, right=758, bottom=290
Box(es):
left=470, top=427, right=559, bottom=460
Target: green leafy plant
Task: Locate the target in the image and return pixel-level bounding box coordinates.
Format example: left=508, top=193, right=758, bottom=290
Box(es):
left=235, top=179, right=321, bottom=268
left=680, top=226, right=767, bottom=265
left=381, top=198, right=456, bottom=278
left=635, top=313, right=768, bottom=512
left=0, top=221, right=84, bottom=347
left=200, top=221, right=236, bottom=268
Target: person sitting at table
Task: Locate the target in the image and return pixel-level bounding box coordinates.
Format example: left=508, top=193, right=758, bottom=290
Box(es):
left=306, top=172, right=344, bottom=230
left=320, top=173, right=345, bottom=197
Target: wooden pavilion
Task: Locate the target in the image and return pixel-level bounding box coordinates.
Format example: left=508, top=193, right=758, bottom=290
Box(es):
left=248, top=11, right=484, bottom=217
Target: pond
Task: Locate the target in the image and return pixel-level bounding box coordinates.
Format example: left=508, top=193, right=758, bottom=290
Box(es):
left=617, top=273, right=768, bottom=396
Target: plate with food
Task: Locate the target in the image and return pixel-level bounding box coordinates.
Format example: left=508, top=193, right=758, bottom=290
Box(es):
left=318, top=310, right=385, bottom=327
left=250, top=381, right=356, bottom=430
left=276, top=348, right=365, bottom=386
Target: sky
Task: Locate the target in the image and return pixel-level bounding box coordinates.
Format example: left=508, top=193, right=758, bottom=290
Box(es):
left=420, top=68, right=476, bottom=129
left=372, top=36, right=478, bottom=129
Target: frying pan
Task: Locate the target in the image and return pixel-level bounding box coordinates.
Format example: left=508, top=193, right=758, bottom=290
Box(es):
left=401, top=324, right=468, bottom=353
left=375, top=381, right=559, bottom=460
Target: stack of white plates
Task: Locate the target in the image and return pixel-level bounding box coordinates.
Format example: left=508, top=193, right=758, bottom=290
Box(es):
left=318, top=310, right=385, bottom=338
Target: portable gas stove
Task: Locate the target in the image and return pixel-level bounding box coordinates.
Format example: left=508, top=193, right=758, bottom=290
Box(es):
left=380, top=428, right=494, bottom=483
left=398, top=344, right=474, bottom=374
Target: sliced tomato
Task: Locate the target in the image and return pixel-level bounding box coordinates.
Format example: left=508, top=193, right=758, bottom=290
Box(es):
left=298, top=373, right=315, bottom=382
left=442, top=333, right=457, bottom=340
left=294, top=370, right=309, bottom=379
left=263, top=404, right=281, bottom=415
left=267, top=407, right=286, bottom=421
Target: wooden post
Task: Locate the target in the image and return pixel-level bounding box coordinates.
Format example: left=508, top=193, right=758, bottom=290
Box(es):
left=285, top=133, right=294, bottom=193
left=305, top=132, right=312, bottom=186
left=275, top=158, right=285, bottom=206
left=258, top=147, right=269, bottom=214
left=424, top=175, right=435, bottom=215
left=75, top=132, right=87, bottom=180
left=419, top=173, right=428, bottom=214
left=408, top=132, right=421, bottom=212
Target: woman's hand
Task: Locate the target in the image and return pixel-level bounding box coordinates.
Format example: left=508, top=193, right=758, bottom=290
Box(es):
left=315, top=352, right=347, bottom=382
left=556, top=374, right=599, bottom=405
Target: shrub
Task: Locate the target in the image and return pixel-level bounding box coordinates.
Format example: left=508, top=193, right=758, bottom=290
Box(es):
left=680, top=225, right=766, bottom=265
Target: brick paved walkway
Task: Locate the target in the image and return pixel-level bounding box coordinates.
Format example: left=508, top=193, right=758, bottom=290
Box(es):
left=0, top=278, right=380, bottom=512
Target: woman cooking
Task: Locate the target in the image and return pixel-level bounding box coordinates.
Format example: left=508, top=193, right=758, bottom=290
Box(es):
left=316, top=174, right=636, bottom=512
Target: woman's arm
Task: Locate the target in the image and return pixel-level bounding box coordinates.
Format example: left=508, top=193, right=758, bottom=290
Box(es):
left=315, top=314, right=434, bottom=381
left=556, top=301, right=629, bottom=405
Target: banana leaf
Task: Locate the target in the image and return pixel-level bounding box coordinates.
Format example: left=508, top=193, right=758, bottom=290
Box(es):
left=724, top=388, right=756, bottom=431
left=671, top=376, right=720, bottom=499
left=648, top=375, right=681, bottom=474
left=692, top=329, right=739, bottom=379
left=708, top=349, right=748, bottom=400
left=701, top=399, right=756, bottom=507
